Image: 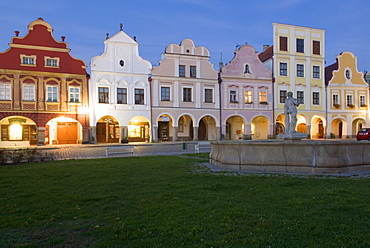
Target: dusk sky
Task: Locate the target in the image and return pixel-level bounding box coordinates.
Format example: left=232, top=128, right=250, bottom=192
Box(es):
left=0, top=0, right=369, bottom=74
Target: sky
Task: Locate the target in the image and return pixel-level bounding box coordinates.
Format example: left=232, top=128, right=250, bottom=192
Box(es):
left=0, top=0, right=369, bottom=74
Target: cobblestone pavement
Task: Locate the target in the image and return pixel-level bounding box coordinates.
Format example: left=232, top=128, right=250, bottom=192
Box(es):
left=39, top=142, right=200, bottom=160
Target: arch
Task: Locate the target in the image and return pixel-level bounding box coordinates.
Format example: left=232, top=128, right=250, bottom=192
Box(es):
left=198, top=115, right=217, bottom=141
left=177, top=114, right=194, bottom=141
left=157, top=114, right=174, bottom=141
left=96, top=115, right=120, bottom=143
left=226, top=115, right=246, bottom=140
left=134, top=80, right=147, bottom=87
left=198, top=113, right=220, bottom=126
left=128, top=116, right=150, bottom=142
left=251, top=115, right=269, bottom=140
left=352, top=118, right=365, bottom=138
left=46, top=116, right=83, bottom=145
left=331, top=117, right=346, bottom=139
left=0, top=116, right=38, bottom=146
left=311, top=115, right=326, bottom=139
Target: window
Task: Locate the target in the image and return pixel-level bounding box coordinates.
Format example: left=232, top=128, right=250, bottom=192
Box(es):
left=230, top=90, right=237, bottom=103
left=22, top=56, right=35, bottom=65
left=346, top=95, right=353, bottom=107
left=69, top=87, right=80, bottom=102
left=161, top=87, right=170, bottom=101
left=135, top=89, right=144, bottom=104
left=279, top=36, right=288, bottom=51
left=22, top=85, right=35, bottom=101
left=183, top=88, right=192, bottom=102
left=179, top=65, right=185, bottom=77
left=333, top=94, right=339, bottom=107
left=244, top=64, right=250, bottom=73
left=313, top=92, right=320, bottom=105
left=345, top=70, right=351, bottom=79
left=280, top=63, right=287, bottom=76
left=296, top=38, right=304, bottom=53
left=313, top=40, right=320, bottom=55
left=245, top=90, right=252, bottom=103
left=117, top=88, right=127, bottom=104
left=190, top=66, right=196, bottom=78
left=279, top=90, right=287, bottom=103
left=297, top=91, right=304, bottom=104
left=0, top=84, right=11, bottom=100
left=313, top=66, right=320, bottom=79
left=178, top=117, right=184, bottom=132
left=46, top=86, right=58, bottom=102
left=360, top=95, right=366, bottom=107
left=98, top=87, right=109, bottom=103
left=297, top=64, right=304, bottom=77
left=259, top=91, right=267, bottom=103
left=205, top=89, right=213, bottom=103
left=45, top=58, right=58, bottom=67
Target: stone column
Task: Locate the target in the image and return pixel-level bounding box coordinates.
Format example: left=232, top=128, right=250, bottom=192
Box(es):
left=216, top=126, right=221, bottom=140
left=173, top=126, right=178, bottom=142
left=306, top=124, right=311, bottom=139
left=90, top=126, right=96, bottom=144
left=121, top=126, right=128, bottom=142
left=152, top=126, right=158, bottom=143
left=37, top=126, right=45, bottom=146
left=193, top=126, right=199, bottom=141
left=244, top=123, right=252, bottom=140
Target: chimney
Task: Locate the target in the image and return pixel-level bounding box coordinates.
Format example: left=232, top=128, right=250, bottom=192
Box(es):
left=61, top=36, right=66, bottom=42
left=263, top=45, right=270, bottom=52
left=14, top=31, right=19, bottom=37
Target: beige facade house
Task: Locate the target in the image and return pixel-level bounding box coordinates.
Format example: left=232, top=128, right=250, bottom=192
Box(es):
left=150, top=38, right=220, bottom=142
left=325, top=51, right=369, bottom=138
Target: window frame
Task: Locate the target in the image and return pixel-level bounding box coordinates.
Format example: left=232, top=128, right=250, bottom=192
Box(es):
left=204, top=88, right=213, bottom=103
left=98, top=87, right=109, bottom=104
left=259, top=90, right=267, bottom=103
left=46, top=86, right=58, bottom=102
left=297, top=91, right=304, bottom=104
left=312, top=92, right=320, bottom=105
left=179, top=65, right=186, bottom=77
left=45, top=56, right=60, bottom=67
left=297, top=64, right=304, bottom=77
left=280, top=62, right=288, bottom=76
left=313, top=66, right=320, bottom=79
left=22, top=84, right=35, bottom=101
left=230, top=90, right=237, bottom=103
left=346, top=94, right=353, bottom=107
left=183, top=87, right=192, bottom=102
left=68, top=86, right=80, bottom=103
left=313, top=40, right=320, bottom=55
left=296, top=38, right=304, bottom=53
left=279, top=36, right=288, bottom=51
left=161, top=87, right=170, bottom=101
left=20, top=54, right=37, bottom=67
left=360, top=95, right=366, bottom=107
left=0, top=83, right=11, bottom=100
left=134, top=88, right=145, bottom=105
left=244, top=90, right=252, bottom=103
left=117, top=87, right=127, bottom=104
left=279, top=90, right=287, bottom=103
left=190, top=66, right=196, bottom=78
left=332, top=94, right=339, bottom=107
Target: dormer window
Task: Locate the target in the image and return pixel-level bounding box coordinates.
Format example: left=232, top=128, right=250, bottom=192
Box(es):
left=45, top=57, right=59, bottom=67
left=244, top=64, right=250, bottom=74
left=20, top=55, right=36, bottom=66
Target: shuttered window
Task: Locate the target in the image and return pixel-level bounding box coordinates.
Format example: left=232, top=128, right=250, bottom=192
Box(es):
left=279, top=36, right=288, bottom=51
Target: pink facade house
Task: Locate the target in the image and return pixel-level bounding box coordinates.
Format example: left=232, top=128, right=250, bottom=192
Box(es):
left=150, top=38, right=220, bottom=142
left=220, top=45, right=273, bottom=140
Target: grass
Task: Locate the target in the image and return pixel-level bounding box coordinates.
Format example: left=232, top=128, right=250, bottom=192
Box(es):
left=1, top=153, right=370, bottom=247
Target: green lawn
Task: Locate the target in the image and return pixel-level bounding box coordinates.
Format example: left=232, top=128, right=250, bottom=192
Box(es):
left=1, top=154, right=370, bottom=247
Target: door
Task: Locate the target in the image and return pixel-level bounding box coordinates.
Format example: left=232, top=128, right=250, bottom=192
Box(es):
left=96, top=123, right=107, bottom=143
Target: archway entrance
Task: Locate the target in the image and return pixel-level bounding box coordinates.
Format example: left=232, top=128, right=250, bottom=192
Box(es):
left=46, top=116, right=82, bottom=145
left=311, top=116, right=325, bottom=139
left=251, top=116, right=269, bottom=140
left=96, top=116, right=120, bottom=143
left=225, top=116, right=244, bottom=140
left=128, top=116, right=150, bottom=142
left=178, top=115, right=193, bottom=141
left=158, top=115, right=173, bottom=141
left=198, top=116, right=217, bottom=141
left=0, top=116, right=37, bottom=146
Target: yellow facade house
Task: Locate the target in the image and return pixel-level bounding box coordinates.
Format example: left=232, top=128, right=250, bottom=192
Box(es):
left=325, top=51, right=369, bottom=138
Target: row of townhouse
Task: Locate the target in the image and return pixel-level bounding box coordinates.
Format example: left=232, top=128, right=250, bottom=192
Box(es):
left=0, top=18, right=367, bottom=146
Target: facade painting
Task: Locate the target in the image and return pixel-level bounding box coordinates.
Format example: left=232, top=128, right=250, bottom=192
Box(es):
left=220, top=44, right=273, bottom=140
left=259, top=23, right=326, bottom=138
left=89, top=26, right=152, bottom=143
left=325, top=51, right=369, bottom=138
left=0, top=18, right=88, bottom=146
left=150, top=38, right=220, bottom=142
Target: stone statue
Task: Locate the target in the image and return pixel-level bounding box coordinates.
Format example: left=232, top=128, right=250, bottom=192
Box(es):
left=278, top=91, right=306, bottom=139
left=284, top=91, right=299, bottom=134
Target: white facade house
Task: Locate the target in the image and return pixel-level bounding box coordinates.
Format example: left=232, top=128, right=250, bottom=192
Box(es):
left=89, top=28, right=152, bottom=143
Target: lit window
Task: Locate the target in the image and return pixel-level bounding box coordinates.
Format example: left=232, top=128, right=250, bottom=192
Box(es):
left=135, top=88, right=144, bottom=104
left=0, top=83, right=11, bottom=100
left=259, top=91, right=267, bottom=103
left=117, top=88, right=127, bottom=104
left=23, top=85, right=35, bottom=101
left=245, top=90, right=252, bottom=103
left=69, top=87, right=80, bottom=102
left=47, top=86, right=58, bottom=102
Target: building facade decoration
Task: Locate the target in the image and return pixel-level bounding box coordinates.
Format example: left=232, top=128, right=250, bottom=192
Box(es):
left=150, top=38, right=220, bottom=142
left=89, top=27, right=152, bottom=143
left=325, top=51, right=369, bottom=138
left=259, top=23, right=326, bottom=139
left=0, top=18, right=88, bottom=146
left=220, top=44, right=273, bottom=140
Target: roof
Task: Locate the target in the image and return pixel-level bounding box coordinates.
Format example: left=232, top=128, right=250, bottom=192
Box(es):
left=325, top=60, right=338, bottom=85
left=258, top=45, right=273, bottom=63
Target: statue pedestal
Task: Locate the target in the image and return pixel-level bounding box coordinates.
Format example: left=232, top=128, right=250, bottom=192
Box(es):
left=278, top=132, right=307, bottom=140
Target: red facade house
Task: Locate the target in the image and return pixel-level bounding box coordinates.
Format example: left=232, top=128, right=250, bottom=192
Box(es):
left=0, top=18, right=89, bottom=146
